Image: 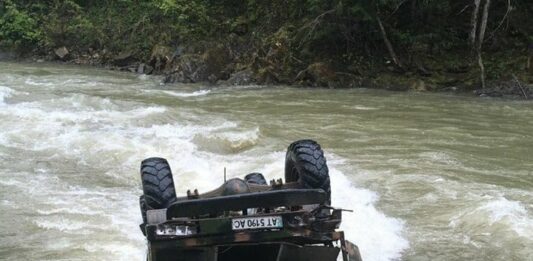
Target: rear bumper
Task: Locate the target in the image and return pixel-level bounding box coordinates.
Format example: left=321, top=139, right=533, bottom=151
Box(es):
left=146, top=208, right=342, bottom=243
left=146, top=209, right=344, bottom=260
left=147, top=226, right=343, bottom=246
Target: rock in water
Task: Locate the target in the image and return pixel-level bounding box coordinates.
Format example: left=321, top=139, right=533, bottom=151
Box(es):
left=54, top=47, right=69, bottom=60
left=137, top=63, right=145, bottom=74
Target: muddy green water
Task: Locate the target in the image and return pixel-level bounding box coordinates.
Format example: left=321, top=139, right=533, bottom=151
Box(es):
left=0, top=61, right=532, bottom=261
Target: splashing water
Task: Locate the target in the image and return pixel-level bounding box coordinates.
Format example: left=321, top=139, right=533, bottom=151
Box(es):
left=1, top=62, right=532, bottom=261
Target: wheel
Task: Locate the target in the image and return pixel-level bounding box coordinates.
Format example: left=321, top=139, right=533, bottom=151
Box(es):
left=284, top=140, right=331, bottom=204
left=244, top=172, right=267, bottom=185
left=140, top=157, right=177, bottom=209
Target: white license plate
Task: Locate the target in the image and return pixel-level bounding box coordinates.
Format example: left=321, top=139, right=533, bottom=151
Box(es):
left=231, top=216, right=283, bottom=230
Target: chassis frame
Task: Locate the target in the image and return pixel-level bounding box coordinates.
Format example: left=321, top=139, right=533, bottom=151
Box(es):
left=142, top=178, right=362, bottom=261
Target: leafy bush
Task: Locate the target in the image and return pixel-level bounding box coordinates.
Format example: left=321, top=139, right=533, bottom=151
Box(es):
left=0, top=0, right=41, bottom=50
left=40, top=1, right=99, bottom=49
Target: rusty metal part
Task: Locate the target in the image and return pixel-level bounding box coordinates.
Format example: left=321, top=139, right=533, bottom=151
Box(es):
left=341, top=232, right=363, bottom=261
left=179, top=178, right=303, bottom=200
left=221, top=178, right=250, bottom=196
left=166, top=189, right=327, bottom=218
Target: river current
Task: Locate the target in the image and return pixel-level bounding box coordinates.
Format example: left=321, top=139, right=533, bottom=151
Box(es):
left=0, top=61, right=532, bottom=260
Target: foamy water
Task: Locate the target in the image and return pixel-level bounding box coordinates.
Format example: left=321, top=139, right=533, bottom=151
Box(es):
left=162, top=89, right=211, bottom=97
left=1, top=62, right=532, bottom=261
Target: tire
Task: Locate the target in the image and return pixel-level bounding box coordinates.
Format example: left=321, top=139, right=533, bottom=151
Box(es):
left=244, top=172, right=267, bottom=185
left=140, top=157, right=177, bottom=209
left=285, top=140, right=331, bottom=204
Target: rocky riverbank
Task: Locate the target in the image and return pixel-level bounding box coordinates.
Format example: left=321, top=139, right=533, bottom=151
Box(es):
left=2, top=39, right=532, bottom=100
left=2, top=0, right=532, bottom=99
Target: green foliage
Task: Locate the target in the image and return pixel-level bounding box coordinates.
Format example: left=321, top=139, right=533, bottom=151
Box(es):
left=0, top=0, right=41, bottom=50
left=40, top=1, right=98, bottom=48
left=0, top=0, right=530, bottom=75
left=153, top=0, right=213, bottom=36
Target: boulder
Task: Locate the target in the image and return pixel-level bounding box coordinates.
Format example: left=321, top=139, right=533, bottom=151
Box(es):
left=112, top=51, right=135, bottom=66
left=163, top=54, right=208, bottom=83
left=137, top=63, right=146, bottom=74
left=54, top=47, right=69, bottom=60
left=202, top=45, right=232, bottom=80
left=163, top=45, right=234, bottom=84
left=150, top=45, right=172, bottom=73
left=224, top=69, right=255, bottom=85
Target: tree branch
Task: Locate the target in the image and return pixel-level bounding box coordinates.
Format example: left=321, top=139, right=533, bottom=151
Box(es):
left=487, top=0, right=511, bottom=41
left=298, top=9, right=336, bottom=48
left=512, top=74, right=528, bottom=99
left=376, top=13, right=403, bottom=69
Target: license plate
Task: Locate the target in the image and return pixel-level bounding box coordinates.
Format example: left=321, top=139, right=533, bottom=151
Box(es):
left=231, top=216, right=283, bottom=230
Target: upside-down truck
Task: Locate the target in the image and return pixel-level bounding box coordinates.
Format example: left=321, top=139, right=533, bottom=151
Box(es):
left=138, top=140, right=362, bottom=261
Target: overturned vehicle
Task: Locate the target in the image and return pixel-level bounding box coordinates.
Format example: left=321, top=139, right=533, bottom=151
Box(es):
left=139, top=140, right=362, bottom=261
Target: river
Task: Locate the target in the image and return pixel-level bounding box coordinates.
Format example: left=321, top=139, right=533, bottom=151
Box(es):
left=0, top=61, right=532, bottom=261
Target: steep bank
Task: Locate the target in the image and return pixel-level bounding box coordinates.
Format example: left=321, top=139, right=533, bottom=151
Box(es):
left=1, top=1, right=532, bottom=97
left=10, top=37, right=533, bottom=99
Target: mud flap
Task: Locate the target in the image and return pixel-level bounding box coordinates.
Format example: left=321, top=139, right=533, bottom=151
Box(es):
left=149, top=242, right=217, bottom=261
left=343, top=240, right=363, bottom=261
left=275, top=244, right=340, bottom=261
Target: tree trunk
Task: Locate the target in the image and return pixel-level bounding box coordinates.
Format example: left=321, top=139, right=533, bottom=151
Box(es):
left=476, top=0, right=491, bottom=89
left=477, top=51, right=486, bottom=89
left=469, top=0, right=481, bottom=48
left=526, top=43, right=533, bottom=72
left=477, top=0, right=491, bottom=49
left=376, top=14, right=402, bottom=69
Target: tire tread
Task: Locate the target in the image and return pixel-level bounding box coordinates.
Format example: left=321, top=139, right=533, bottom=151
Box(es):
left=285, top=140, right=331, bottom=204
left=140, top=157, right=177, bottom=209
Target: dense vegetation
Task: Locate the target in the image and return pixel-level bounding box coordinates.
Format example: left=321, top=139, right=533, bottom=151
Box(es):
left=1, top=0, right=532, bottom=91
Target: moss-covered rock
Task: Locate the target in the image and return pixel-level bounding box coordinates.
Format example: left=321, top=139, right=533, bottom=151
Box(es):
left=149, top=45, right=172, bottom=73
